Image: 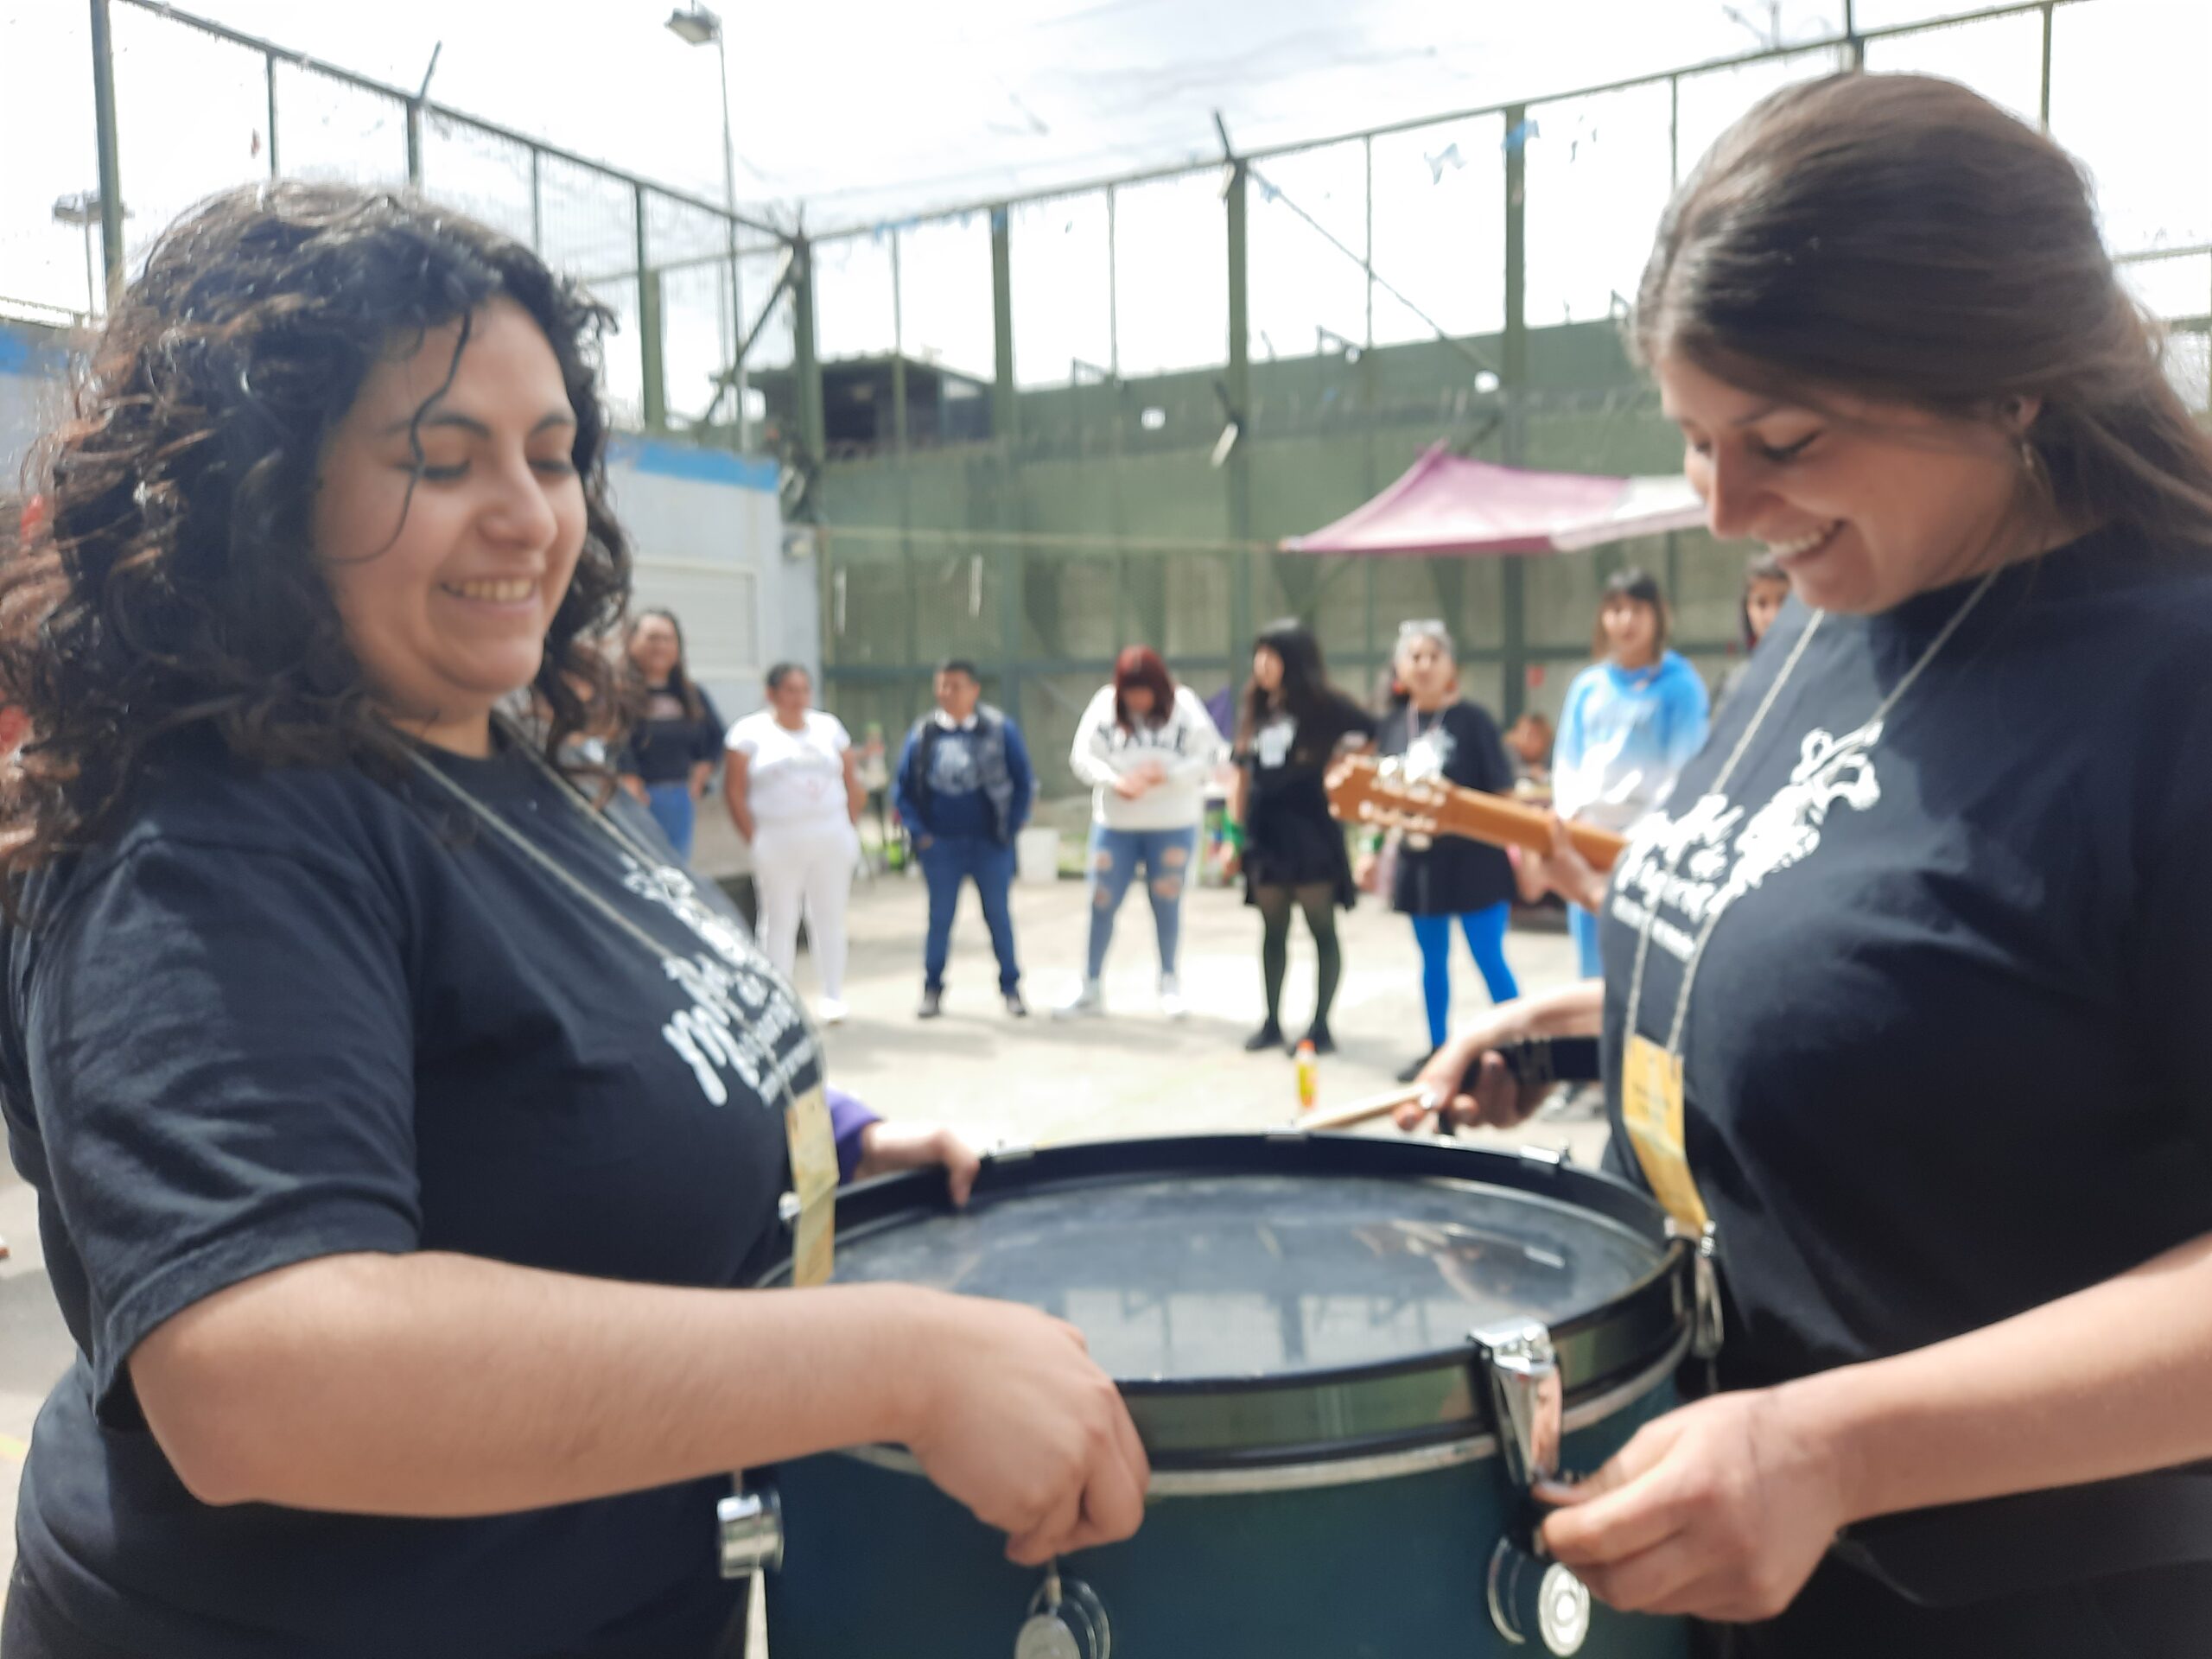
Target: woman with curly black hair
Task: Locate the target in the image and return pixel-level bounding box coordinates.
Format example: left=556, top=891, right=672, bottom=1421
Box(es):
left=0, top=183, right=1144, bottom=1659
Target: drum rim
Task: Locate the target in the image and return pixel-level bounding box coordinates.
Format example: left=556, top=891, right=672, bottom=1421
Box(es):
left=754, top=1131, right=1694, bottom=1467
left=831, top=1323, right=1693, bottom=1497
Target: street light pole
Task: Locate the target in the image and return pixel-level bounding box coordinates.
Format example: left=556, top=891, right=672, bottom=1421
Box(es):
left=666, top=4, right=748, bottom=451
left=714, top=21, right=748, bottom=453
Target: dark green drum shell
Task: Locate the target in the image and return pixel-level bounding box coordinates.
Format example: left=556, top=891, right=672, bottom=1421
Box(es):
left=766, top=1369, right=1689, bottom=1658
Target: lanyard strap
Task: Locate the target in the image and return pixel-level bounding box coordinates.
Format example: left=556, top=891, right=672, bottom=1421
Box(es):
left=1621, top=568, right=2001, bottom=1059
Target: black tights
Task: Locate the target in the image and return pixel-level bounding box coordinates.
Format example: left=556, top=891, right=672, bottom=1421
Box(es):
left=1255, top=881, right=1341, bottom=1031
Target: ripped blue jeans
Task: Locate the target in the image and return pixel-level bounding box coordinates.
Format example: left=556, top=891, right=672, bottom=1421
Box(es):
left=1084, top=824, right=1198, bottom=979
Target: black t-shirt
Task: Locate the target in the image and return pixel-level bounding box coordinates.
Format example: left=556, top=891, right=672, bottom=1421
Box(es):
left=619, top=683, right=724, bottom=788
left=1, top=734, right=818, bottom=1658
left=1374, top=700, right=1517, bottom=916
left=1598, top=531, right=2212, bottom=1643
left=1236, top=695, right=1378, bottom=901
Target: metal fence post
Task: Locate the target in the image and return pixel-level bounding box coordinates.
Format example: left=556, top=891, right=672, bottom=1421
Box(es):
left=1501, top=103, right=1529, bottom=721
left=88, top=0, right=126, bottom=308
left=1226, top=157, right=1255, bottom=662
left=265, top=50, right=280, bottom=176
left=636, top=184, right=666, bottom=432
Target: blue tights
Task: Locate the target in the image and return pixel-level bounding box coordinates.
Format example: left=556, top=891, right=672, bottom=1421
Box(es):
left=1410, top=902, right=1519, bottom=1050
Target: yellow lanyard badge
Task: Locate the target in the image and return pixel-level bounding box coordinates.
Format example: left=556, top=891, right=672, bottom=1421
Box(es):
left=1619, top=1035, right=1707, bottom=1236
left=784, top=1084, right=839, bottom=1287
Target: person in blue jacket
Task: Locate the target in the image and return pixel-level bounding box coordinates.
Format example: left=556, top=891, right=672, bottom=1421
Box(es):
left=893, top=660, right=1035, bottom=1018
left=1551, top=568, right=1710, bottom=977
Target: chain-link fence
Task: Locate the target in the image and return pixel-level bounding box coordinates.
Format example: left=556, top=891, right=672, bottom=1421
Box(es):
left=7, top=2, right=2204, bottom=791
left=1, top=0, right=790, bottom=447
left=798, top=0, right=2211, bottom=783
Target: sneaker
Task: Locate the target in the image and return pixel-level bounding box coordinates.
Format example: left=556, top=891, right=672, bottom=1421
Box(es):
left=1300, top=1023, right=1337, bottom=1057
left=1003, top=990, right=1030, bottom=1018
left=818, top=997, right=849, bottom=1027
left=1053, top=979, right=1105, bottom=1019
left=1159, top=974, right=1187, bottom=1020
left=1395, top=1048, right=1437, bottom=1085
left=1243, top=1020, right=1286, bottom=1052
left=917, top=986, right=944, bottom=1020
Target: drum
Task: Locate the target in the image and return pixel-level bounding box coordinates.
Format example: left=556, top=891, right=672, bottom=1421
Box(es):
left=727, top=1133, right=1696, bottom=1658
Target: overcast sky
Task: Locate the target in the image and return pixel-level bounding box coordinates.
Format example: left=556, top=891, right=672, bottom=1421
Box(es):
left=2, top=0, right=2205, bottom=411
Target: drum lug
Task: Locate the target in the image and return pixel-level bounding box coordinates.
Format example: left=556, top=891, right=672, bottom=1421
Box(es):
left=716, top=1479, right=785, bottom=1579
left=1692, top=1224, right=1726, bottom=1361
left=1015, top=1561, right=1111, bottom=1659
left=1488, top=1538, right=1592, bottom=1656
left=1516, top=1143, right=1569, bottom=1173
left=1473, top=1321, right=1590, bottom=1655
left=1473, top=1320, right=1563, bottom=1494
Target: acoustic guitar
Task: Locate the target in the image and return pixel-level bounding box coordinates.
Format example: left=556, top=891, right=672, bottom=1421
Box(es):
left=1324, top=753, right=1630, bottom=873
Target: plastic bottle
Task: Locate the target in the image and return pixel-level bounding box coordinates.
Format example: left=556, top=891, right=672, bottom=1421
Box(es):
left=1294, top=1039, right=1319, bottom=1112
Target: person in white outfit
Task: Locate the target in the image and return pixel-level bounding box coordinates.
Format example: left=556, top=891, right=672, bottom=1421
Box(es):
left=1055, top=646, right=1227, bottom=1019
left=724, top=664, right=865, bottom=1024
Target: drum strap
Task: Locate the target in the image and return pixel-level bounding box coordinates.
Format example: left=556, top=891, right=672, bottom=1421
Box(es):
left=1831, top=1462, right=2212, bottom=1606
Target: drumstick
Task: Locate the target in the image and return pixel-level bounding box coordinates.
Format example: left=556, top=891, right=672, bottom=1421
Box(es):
left=1297, top=1084, right=1428, bottom=1132
left=1294, top=1036, right=1601, bottom=1132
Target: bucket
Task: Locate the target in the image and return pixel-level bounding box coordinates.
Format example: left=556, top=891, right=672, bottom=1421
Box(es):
left=1015, top=826, right=1061, bottom=886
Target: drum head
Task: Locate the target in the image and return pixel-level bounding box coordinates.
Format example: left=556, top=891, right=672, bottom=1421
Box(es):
left=830, top=1170, right=1656, bottom=1382
left=778, top=1134, right=1689, bottom=1465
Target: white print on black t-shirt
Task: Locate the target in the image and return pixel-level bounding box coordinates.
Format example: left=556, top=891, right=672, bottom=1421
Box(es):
left=1402, top=725, right=1457, bottom=783
left=1255, top=716, right=1295, bottom=769
left=615, top=849, right=819, bottom=1108
left=1611, top=719, right=1885, bottom=963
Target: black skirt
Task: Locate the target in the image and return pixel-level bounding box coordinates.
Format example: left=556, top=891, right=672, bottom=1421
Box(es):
left=1390, top=836, right=1516, bottom=917
left=1242, top=774, right=1356, bottom=908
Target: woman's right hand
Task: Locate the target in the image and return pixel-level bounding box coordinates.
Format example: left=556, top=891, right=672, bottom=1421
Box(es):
left=1523, top=815, right=1610, bottom=912
left=1395, top=1006, right=1548, bottom=1134
left=903, top=1291, right=1150, bottom=1565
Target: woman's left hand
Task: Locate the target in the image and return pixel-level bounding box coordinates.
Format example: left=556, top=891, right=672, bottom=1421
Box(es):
left=854, top=1122, right=983, bottom=1206
left=1538, top=1389, right=1853, bottom=1624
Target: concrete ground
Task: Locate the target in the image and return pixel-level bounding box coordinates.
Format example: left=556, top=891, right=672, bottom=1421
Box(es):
left=0, top=864, right=1601, bottom=1623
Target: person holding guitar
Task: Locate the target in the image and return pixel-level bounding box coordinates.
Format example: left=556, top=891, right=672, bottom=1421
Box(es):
left=1395, top=73, right=2212, bottom=1657
left=1363, top=620, right=1521, bottom=1084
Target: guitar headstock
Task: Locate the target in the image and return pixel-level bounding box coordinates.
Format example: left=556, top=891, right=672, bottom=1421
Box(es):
left=1324, top=753, right=1448, bottom=838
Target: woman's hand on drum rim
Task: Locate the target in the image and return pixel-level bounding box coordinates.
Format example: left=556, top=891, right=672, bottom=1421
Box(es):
left=853, top=1122, right=983, bottom=1206
left=1535, top=1388, right=1851, bottom=1624
left=1395, top=1009, right=1548, bottom=1134
left=901, top=1293, right=1151, bottom=1566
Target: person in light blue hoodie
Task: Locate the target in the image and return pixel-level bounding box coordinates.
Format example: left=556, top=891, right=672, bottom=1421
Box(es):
left=1552, top=568, right=1710, bottom=977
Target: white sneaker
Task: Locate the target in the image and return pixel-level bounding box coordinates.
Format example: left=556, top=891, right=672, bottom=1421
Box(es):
left=1159, top=974, right=1188, bottom=1020
left=818, top=997, right=849, bottom=1027
left=1053, top=979, right=1105, bottom=1018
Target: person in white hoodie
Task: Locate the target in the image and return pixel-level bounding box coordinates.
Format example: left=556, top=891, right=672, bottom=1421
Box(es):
left=1055, top=646, right=1226, bottom=1018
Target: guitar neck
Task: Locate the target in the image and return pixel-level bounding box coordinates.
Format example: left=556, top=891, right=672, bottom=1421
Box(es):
left=1433, top=788, right=1630, bottom=873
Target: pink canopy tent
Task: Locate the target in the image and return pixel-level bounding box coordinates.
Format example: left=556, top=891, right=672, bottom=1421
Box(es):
left=1280, top=442, right=1707, bottom=558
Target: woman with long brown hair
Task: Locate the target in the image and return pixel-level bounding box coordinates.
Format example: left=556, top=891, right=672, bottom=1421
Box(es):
left=0, top=183, right=1144, bottom=1659
left=1403, top=73, right=2212, bottom=1655
left=615, top=607, right=724, bottom=861
left=1226, top=620, right=1376, bottom=1054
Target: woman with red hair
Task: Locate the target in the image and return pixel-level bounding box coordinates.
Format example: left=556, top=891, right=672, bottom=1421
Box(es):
left=1056, top=646, right=1225, bottom=1018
